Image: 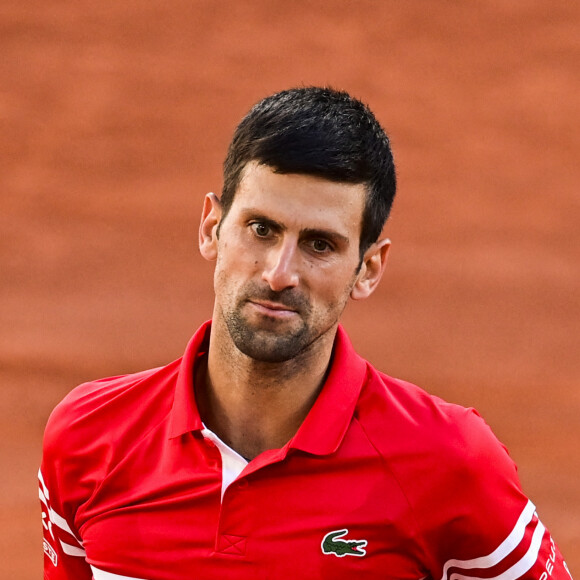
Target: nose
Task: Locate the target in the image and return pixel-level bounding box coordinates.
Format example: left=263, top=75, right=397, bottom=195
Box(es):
left=262, top=238, right=300, bottom=292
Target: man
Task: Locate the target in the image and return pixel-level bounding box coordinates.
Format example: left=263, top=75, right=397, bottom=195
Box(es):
left=40, top=87, right=572, bottom=579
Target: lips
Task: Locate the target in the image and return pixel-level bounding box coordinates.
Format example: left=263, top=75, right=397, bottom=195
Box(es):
left=249, top=300, right=296, bottom=314
left=248, top=300, right=298, bottom=317
left=239, top=284, right=309, bottom=318
left=252, top=300, right=297, bottom=312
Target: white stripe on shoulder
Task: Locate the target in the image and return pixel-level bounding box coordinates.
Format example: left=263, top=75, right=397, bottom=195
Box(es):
left=440, top=500, right=536, bottom=580
left=91, top=566, right=148, bottom=580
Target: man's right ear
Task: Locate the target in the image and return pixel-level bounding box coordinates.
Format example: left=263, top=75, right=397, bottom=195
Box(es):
left=199, top=192, right=222, bottom=261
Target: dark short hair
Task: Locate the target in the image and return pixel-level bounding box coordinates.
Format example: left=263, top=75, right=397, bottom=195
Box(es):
left=221, top=87, right=396, bottom=256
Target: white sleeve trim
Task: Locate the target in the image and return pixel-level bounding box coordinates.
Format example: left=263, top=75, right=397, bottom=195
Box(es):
left=59, top=540, right=87, bottom=558
left=49, top=507, right=81, bottom=541
left=440, top=500, right=539, bottom=580
left=449, top=521, right=545, bottom=580
left=38, top=468, right=50, bottom=500
left=38, top=468, right=84, bottom=548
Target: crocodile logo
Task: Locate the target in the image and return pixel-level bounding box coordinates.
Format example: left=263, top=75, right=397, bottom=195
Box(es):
left=321, top=528, right=368, bottom=557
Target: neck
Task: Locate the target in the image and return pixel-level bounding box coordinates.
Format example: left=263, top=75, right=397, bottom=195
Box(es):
left=196, top=318, right=337, bottom=461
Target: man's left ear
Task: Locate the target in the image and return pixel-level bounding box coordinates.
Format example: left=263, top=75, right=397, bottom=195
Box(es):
left=350, top=238, right=391, bottom=301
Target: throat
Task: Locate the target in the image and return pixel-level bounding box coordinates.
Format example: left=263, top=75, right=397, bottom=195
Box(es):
left=196, top=321, right=337, bottom=460
left=195, top=357, right=326, bottom=461
left=199, top=387, right=313, bottom=461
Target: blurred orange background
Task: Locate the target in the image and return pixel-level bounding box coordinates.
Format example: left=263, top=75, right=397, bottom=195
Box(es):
left=1, top=1, right=578, bottom=577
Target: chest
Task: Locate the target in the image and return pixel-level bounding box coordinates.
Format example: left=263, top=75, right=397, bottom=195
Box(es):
left=77, top=434, right=427, bottom=579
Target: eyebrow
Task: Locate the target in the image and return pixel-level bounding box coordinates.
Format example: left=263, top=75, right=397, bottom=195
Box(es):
left=300, top=227, right=350, bottom=246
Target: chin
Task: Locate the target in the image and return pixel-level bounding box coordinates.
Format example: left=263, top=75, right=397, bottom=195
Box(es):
left=231, top=328, right=310, bottom=363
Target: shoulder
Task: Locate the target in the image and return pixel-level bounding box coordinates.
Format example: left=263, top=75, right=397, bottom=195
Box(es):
left=355, top=366, right=532, bottom=567
left=355, top=365, right=520, bottom=499
left=358, top=366, right=508, bottom=458
left=43, top=358, right=181, bottom=464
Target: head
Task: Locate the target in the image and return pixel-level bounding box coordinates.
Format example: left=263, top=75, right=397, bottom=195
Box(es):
left=220, top=87, right=396, bottom=259
left=200, top=87, right=396, bottom=364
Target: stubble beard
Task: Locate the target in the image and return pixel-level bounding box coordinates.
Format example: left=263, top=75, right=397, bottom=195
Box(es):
left=222, top=285, right=316, bottom=363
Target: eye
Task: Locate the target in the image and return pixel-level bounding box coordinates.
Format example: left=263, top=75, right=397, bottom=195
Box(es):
left=310, top=239, right=333, bottom=254
left=250, top=222, right=271, bottom=238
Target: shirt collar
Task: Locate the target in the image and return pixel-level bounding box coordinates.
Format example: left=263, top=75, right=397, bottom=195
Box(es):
left=168, top=320, right=211, bottom=438
left=288, top=324, right=368, bottom=456
left=169, top=321, right=368, bottom=455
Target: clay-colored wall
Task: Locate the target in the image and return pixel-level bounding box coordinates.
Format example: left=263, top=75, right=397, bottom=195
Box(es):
left=1, top=2, right=578, bottom=576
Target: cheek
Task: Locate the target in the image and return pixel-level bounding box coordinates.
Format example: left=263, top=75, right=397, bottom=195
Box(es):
left=312, top=270, right=357, bottom=305
left=213, top=244, right=258, bottom=292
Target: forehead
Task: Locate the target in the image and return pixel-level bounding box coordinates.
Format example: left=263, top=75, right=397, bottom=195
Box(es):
left=230, top=162, right=366, bottom=235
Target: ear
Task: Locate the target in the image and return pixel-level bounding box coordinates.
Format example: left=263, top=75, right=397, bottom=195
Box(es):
left=199, top=193, right=222, bottom=261
left=350, top=238, right=391, bottom=301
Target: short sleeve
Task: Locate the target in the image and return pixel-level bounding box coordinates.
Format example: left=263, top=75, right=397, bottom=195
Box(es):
left=423, top=409, right=573, bottom=580
left=40, top=398, right=94, bottom=580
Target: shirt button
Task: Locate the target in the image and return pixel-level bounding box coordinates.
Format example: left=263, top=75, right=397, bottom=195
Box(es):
left=237, top=479, right=249, bottom=489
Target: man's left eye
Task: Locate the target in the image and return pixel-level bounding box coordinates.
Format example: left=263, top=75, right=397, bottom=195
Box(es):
left=311, top=239, right=332, bottom=253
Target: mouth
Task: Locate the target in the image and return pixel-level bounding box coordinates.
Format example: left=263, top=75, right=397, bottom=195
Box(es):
left=247, top=300, right=299, bottom=319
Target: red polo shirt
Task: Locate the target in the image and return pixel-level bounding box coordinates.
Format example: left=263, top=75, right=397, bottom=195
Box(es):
left=40, top=321, right=572, bottom=579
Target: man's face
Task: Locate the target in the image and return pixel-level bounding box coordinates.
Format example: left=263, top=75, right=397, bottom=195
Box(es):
left=210, top=162, right=367, bottom=363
